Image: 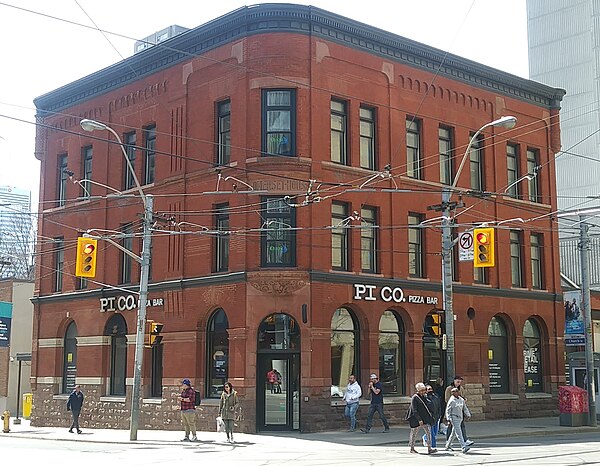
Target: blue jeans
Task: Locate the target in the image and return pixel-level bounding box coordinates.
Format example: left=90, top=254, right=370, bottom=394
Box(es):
left=365, top=403, right=389, bottom=431
left=344, top=402, right=359, bottom=429
left=423, top=420, right=439, bottom=447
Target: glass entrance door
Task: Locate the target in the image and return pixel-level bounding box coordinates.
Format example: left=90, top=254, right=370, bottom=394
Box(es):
left=257, top=354, right=300, bottom=431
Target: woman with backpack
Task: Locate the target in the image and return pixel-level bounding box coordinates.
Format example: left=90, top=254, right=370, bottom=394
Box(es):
left=219, top=381, right=239, bottom=443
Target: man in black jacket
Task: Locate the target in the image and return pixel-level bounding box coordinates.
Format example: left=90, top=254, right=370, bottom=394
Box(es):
left=66, top=385, right=84, bottom=434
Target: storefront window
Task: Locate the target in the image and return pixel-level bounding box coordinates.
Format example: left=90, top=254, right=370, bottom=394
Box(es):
left=331, top=308, right=359, bottom=397
left=207, top=308, right=229, bottom=398
left=488, top=316, right=510, bottom=394
left=105, top=314, right=127, bottom=396
left=378, top=310, right=404, bottom=395
left=523, top=318, right=543, bottom=393
left=62, top=321, right=78, bottom=394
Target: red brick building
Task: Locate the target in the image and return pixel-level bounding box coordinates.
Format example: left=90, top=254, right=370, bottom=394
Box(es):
left=31, top=5, right=566, bottom=432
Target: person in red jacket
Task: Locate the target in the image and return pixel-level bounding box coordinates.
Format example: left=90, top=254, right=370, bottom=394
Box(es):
left=177, top=378, right=197, bottom=442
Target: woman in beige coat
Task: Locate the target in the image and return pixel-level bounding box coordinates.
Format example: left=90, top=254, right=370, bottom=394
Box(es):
left=219, top=382, right=239, bottom=443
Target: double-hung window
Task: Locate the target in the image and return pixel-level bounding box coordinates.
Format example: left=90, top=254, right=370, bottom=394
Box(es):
left=439, top=126, right=453, bottom=185
left=406, top=118, right=422, bottom=179
left=81, top=146, right=93, bottom=198
left=332, top=202, right=350, bottom=271
left=360, top=207, right=377, bottom=273
left=262, top=197, right=295, bottom=266
left=408, top=214, right=424, bottom=277
left=217, top=100, right=231, bottom=165
left=57, top=154, right=68, bottom=207
left=331, top=99, right=348, bottom=164
left=53, top=237, right=64, bottom=292
left=527, top=148, right=540, bottom=202
left=120, top=223, right=133, bottom=284
left=510, top=230, right=524, bottom=287
left=263, top=90, right=295, bottom=156
left=531, top=233, right=544, bottom=289
left=143, top=125, right=156, bottom=185
left=470, top=134, right=484, bottom=191
left=506, top=144, right=519, bottom=198
left=123, top=132, right=136, bottom=191
left=214, top=203, right=230, bottom=272
left=359, top=107, right=375, bottom=170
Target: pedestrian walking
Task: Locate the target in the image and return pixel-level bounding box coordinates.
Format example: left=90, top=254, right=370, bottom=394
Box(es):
left=342, top=374, right=362, bottom=431
left=422, top=384, right=441, bottom=448
left=66, top=385, right=84, bottom=434
left=444, top=375, right=472, bottom=445
left=445, top=387, right=472, bottom=453
left=177, top=378, right=197, bottom=442
left=273, top=369, right=282, bottom=394
left=219, top=381, right=239, bottom=443
left=267, top=369, right=277, bottom=393
left=360, top=374, right=390, bottom=433
left=406, top=382, right=436, bottom=454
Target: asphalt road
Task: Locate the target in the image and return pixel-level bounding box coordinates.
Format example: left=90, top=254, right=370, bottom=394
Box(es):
left=2, top=431, right=600, bottom=465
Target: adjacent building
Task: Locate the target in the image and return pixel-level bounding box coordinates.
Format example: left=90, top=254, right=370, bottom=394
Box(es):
left=0, top=186, right=33, bottom=280
left=31, top=4, right=565, bottom=432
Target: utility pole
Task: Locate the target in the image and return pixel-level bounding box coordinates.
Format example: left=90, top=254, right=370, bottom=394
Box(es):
left=579, top=214, right=597, bottom=426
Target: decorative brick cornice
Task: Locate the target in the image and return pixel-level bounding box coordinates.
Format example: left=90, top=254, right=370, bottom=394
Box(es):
left=248, top=271, right=309, bottom=295
left=34, top=4, right=564, bottom=115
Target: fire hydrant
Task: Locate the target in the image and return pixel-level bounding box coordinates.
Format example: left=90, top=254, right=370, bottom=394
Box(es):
left=1, top=410, right=9, bottom=433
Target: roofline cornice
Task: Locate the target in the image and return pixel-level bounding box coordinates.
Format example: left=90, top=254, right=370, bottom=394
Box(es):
left=34, top=3, right=564, bottom=114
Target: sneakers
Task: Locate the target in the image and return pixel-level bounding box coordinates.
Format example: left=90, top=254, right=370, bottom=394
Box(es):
left=445, top=446, right=454, bottom=451
left=181, top=437, right=190, bottom=442
left=360, top=428, right=370, bottom=433
left=409, top=448, right=418, bottom=454
left=462, top=446, right=471, bottom=453
left=382, top=428, right=390, bottom=433
left=191, top=436, right=198, bottom=442
left=68, top=429, right=73, bottom=433
left=465, top=440, right=474, bottom=446
left=347, top=428, right=356, bottom=432
left=77, top=430, right=82, bottom=434
left=428, top=448, right=437, bottom=454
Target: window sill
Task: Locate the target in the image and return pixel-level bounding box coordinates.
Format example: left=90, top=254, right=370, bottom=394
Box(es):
left=489, top=394, right=519, bottom=400
left=53, top=394, right=69, bottom=401
left=525, top=392, right=552, bottom=399
left=99, top=396, right=126, bottom=403
left=200, top=398, right=220, bottom=407
left=142, top=398, right=164, bottom=404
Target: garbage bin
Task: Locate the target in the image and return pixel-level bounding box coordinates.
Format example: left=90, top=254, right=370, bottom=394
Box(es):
left=22, top=393, right=32, bottom=419
left=559, top=385, right=587, bottom=426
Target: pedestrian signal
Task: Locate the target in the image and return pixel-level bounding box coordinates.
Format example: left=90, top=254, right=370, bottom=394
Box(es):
left=473, top=228, right=495, bottom=268
left=147, top=320, right=164, bottom=347
left=75, top=237, right=98, bottom=278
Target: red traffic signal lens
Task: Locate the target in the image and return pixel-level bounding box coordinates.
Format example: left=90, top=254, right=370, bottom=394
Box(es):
left=83, top=244, right=95, bottom=254
left=476, top=232, right=489, bottom=244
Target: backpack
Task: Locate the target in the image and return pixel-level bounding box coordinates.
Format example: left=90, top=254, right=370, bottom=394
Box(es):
left=194, top=389, right=201, bottom=406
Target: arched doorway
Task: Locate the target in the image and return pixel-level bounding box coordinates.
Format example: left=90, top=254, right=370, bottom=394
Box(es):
left=256, top=313, right=300, bottom=431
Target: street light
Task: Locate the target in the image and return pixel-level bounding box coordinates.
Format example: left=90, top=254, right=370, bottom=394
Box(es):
left=439, top=115, right=517, bottom=383
left=80, top=118, right=153, bottom=441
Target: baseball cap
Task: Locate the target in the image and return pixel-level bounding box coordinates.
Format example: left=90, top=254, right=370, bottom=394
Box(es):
left=182, top=378, right=191, bottom=386
left=451, top=387, right=460, bottom=393
left=370, top=374, right=378, bottom=379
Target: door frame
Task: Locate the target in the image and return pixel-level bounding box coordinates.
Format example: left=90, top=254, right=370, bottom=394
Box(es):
left=256, top=351, right=300, bottom=431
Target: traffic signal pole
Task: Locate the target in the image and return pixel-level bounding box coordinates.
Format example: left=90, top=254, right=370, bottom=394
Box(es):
left=130, top=194, right=153, bottom=441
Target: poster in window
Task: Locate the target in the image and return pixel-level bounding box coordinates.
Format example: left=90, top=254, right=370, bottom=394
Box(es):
left=523, top=344, right=542, bottom=391
left=488, top=337, right=509, bottom=393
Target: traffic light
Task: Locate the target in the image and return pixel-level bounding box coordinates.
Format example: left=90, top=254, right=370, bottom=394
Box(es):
left=75, top=237, right=98, bottom=278
left=473, top=227, right=495, bottom=268
left=146, top=320, right=163, bottom=347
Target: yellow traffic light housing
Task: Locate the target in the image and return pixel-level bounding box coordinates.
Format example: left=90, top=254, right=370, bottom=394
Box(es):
left=424, top=312, right=443, bottom=337
left=75, top=237, right=98, bottom=278
left=146, top=320, right=163, bottom=347
left=473, top=227, right=495, bottom=268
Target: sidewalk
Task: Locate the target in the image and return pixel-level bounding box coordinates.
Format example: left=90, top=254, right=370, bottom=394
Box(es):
left=1, top=416, right=598, bottom=447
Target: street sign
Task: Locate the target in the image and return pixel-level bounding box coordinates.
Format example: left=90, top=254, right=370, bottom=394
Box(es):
left=458, top=231, right=474, bottom=262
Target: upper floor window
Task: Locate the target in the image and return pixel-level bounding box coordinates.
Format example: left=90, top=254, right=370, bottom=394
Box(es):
left=474, top=265, right=488, bottom=285
left=408, top=213, right=424, bottom=277
left=359, top=106, right=376, bottom=170
left=510, top=230, right=523, bottom=287
left=439, top=126, right=453, bottom=185
left=57, top=154, right=68, bottom=207
left=81, top=146, right=93, bottom=199
left=143, top=125, right=156, bottom=185
left=470, top=134, right=484, bottom=191
left=53, top=237, right=64, bottom=292
left=217, top=100, right=231, bottom=165
left=527, top=148, right=540, bottom=202
left=406, top=118, right=422, bottom=179
left=360, top=206, right=377, bottom=273
left=506, top=144, right=519, bottom=198
left=123, top=132, right=136, bottom=190
left=262, top=197, right=295, bottom=266
left=530, top=233, right=544, bottom=289
left=263, top=90, right=295, bottom=156
left=331, top=202, right=350, bottom=271
left=214, top=203, right=229, bottom=272
left=331, top=99, right=348, bottom=165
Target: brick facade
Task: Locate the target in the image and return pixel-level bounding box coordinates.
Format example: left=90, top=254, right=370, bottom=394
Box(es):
left=31, top=5, right=565, bottom=432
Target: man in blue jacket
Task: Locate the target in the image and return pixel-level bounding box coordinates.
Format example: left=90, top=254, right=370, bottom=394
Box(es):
left=66, top=385, right=84, bottom=434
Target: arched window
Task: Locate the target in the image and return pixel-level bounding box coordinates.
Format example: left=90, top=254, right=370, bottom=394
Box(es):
left=104, top=314, right=127, bottom=396
left=62, top=321, right=78, bottom=394
left=331, top=308, right=359, bottom=397
left=379, top=310, right=405, bottom=395
left=523, top=318, right=543, bottom=393
left=488, top=316, right=509, bottom=394
left=207, top=308, right=229, bottom=398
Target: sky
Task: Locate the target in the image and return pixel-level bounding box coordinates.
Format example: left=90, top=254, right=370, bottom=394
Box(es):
left=0, top=0, right=529, bottom=211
